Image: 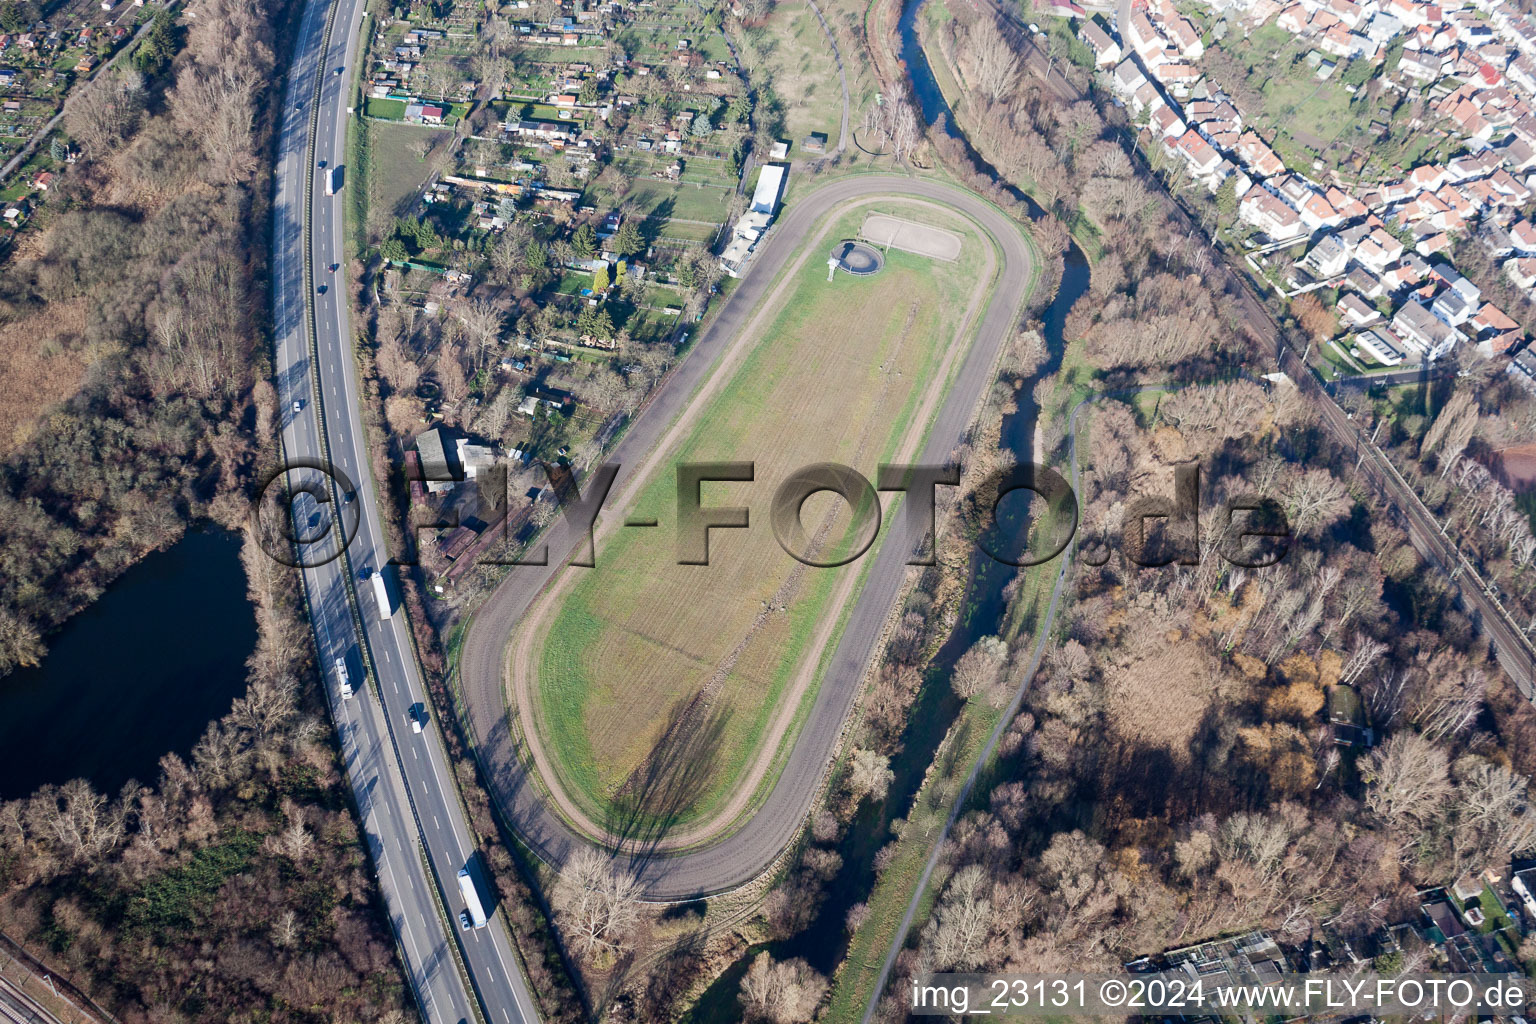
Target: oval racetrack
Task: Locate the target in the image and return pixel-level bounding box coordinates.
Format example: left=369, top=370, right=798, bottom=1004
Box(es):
left=458, top=174, right=1039, bottom=899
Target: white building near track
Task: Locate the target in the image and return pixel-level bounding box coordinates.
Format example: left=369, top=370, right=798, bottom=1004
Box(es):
left=720, top=163, right=788, bottom=277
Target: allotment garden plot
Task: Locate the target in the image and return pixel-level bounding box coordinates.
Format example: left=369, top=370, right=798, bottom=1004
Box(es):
left=514, top=204, right=997, bottom=838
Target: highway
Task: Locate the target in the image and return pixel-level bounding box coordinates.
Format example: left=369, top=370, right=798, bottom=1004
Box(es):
left=272, top=0, right=541, bottom=1021
left=457, top=175, right=1037, bottom=899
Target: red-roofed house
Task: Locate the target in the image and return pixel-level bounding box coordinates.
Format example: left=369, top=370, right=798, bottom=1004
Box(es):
left=1300, top=191, right=1343, bottom=231
left=1489, top=169, right=1533, bottom=206
left=1354, top=228, right=1404, bottom=273
left=1173, top=129, right=1221, bottom=176
left=1236, top=130, right=1285, bottom=177
left=1325, top=186, right=1367, bottom=220
left=1470, top=303, right=1521, bottom=356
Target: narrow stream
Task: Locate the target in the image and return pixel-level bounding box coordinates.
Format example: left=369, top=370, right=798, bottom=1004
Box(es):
left=683, top=6, right=1089, bottom=1015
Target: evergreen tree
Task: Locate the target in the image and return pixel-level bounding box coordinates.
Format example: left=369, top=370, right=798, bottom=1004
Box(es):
left=131, top=10, right=179, bottom=77
left=1215, top=176, right=1238, bottom=221
left=571, top=222, right=598, bottom=258
left=612, top=220, right=644, bottom=257
left=593, top=264, right=610, bottom=291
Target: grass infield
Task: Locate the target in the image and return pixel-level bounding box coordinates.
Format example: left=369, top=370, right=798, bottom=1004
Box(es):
left=522, top=203, right=996, bottom=834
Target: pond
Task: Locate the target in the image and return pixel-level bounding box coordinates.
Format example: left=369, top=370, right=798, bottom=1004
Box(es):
left=0, top=529, right=259, bottom=802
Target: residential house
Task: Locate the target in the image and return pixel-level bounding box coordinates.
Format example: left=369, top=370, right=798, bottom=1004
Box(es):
left=1150, top=103, right=1186, bottom=139
left=404, top=102, right=446, bottom=125
left=1357, top=326, right=1408, bottom=365
left=1489, top=168, right=1533, bottom=206
left=1304, top=233, right=1350, bottom=277
left=1383, top=253, right=1431, bottom=290
left=1511, top=220, right=1536, bottom=255
left=1132, top=81, right=1165, bottom=117
left=1448, top=150, right=1501, bottom=181
left=1113, top=59, right=1148, bottom=98
left=1509, top=348, right=1536, bottom=393
left=1080, top=20, right=1121, bottom=65
left=1173, top=129, right=1222, bottom=177
left=1398, top=48, right=1444, bottom=80
left=1325, top=186, right=1367, bottom=220
left=1300, top=191, right=1344, bottom=231
left=1470, top=303, right=1522, bottom=356
left=1152, top=61, right=1202, bottom=96
left=1240, top=189, right=1304, bottom=239
left=1505, top=256, right=1536, bottom=290
left=1394, top=299, right=1463, bottom=359
left=1236, top=130, right=1285, bottom=177
left=1338, top=291, right=1382, bottom=328
left=1354, top=228, right=1405, bottom=273
left=1127, top=11, right=1165, bottom=59
left=1346, top=266, right=1386, bottom=298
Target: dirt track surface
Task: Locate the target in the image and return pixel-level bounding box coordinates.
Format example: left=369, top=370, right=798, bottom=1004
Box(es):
left=457, top=175, right=1038, bottom=899
left=505, top=195, right=999, bottom=854
left=860, top=213, right=965, bottom=261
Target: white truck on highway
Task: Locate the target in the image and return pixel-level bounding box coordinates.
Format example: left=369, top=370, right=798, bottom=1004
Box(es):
left=324, top=165, right=341, bottom=196
left=457, top=866, right=488, bottom=929
left=335, top=657, right=353, bottom=700
left=371, top=570, right=393, bottom=619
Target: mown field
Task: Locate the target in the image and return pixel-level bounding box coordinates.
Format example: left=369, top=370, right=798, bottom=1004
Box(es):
left=733, top=0, right=845, bottom=156
left=524, top=205, right=993, bottom=832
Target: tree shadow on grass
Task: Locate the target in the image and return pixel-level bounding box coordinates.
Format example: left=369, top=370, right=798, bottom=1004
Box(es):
left=602, top=695, right=732, bottom=867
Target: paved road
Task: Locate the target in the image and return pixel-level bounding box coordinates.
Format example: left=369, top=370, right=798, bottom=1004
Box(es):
left=274, top=1, right=541, bottom=1021
left=458, top=174, right=1037, bottom=899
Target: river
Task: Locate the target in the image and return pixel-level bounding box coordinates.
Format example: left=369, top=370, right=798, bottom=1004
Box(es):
left=683, top=1, right=1089, bottom=1015
left=0, top=529, right=258, bottom=802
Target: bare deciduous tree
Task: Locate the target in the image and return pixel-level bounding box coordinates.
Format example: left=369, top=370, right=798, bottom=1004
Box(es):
left=965, top=17, right=1022, bottom=104
left=952, top=635, right=1007, bottom=700
left=738, top=952, right=829, bottom=1023
left=1363, top=731, right=1451, bottom=835
left=554, top=847, right=642, bottom=958
left=846, top=748, right=894, bottom=803
left=64, top=69, right=145, bottom=156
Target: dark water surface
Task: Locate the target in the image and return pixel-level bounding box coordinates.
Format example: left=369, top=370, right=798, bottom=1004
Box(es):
left=0, top=529, right=257, bottom=801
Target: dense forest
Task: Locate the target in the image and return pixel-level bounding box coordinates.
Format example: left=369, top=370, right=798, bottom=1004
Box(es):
left=870, top=13, right=1536, bottom=1014
left=0, top=531, right=412, bottom=1022
left=0, top=0, right=425, bottom=1020
left=0, top=0, right=277, bottom=676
